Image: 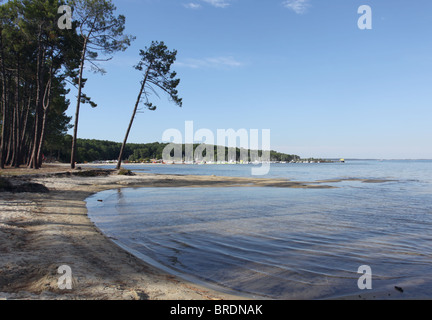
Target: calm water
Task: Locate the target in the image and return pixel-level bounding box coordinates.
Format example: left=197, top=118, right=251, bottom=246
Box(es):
left=86, top=160, right=432, bottom=299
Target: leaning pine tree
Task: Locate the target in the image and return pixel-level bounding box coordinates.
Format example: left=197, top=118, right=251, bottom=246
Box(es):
left=116, top=41, right=182, bottom=170
left=69, top=0, right=133, bottom=169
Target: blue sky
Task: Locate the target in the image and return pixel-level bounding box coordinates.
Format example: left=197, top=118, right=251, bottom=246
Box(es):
left=67, top=0, right=432, bottom=159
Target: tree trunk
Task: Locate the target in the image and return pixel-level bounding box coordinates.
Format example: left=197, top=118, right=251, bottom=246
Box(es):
left=0, top=89, right=7, bottom=169
left=36, top=64, right=53, bottom=168
left=70, top=38, right=88, bottom=169
left=29, top=26, right=44, bottom=169
left=0, top=27, right=7, bottom=169
left=12, top=56, right=20, bottom=168
left=18, top=92, right=31, bottom=165
left=36, top=111, right=47, bottom=168
left=116, top=68, right=149, bottom=170
left=11, top=93, right=17, bottom=167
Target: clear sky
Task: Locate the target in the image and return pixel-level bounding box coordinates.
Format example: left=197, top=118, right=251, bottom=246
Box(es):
left=67, top=0, right=432, bottom=159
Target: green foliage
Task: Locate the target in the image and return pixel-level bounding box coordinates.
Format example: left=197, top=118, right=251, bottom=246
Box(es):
left=0, top=0, right=78, bottom=168
left=50, top=138, right=300, bottom=164
left=73, top=169, right=110, bottom=177
left=71, top=0, right=134, bottom=58
left=270, top=151, right=301, bottom=162
left=135, top=41, right=182, bottom=110
left=117, top=168, right=133, bottom=176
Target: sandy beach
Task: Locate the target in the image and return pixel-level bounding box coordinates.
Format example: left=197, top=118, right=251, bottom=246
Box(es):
left=0, top=164, right=339, bottom=300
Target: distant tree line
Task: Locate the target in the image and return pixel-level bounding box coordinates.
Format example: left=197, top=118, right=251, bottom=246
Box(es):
left=45, top=137, right=300, bottom=164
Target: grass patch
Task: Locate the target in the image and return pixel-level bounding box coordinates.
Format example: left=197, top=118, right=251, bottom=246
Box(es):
left=117, top=168, right=134, bottom=176
left=72, top=169, right=112, bottom=177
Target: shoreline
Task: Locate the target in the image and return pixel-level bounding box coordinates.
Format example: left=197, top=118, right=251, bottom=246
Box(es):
left=0, top=164, right=405, bottom=300
left=1, top=164, right=337, bottom=300
left=0, top=166, right=254, bottom=300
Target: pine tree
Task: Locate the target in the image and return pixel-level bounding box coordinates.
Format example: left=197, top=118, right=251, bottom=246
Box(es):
left=68, top=0, right=134, bottom=169
left=116, top=41, right=182, bottom=170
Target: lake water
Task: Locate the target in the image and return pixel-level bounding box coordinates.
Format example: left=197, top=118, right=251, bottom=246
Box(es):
left=86, top=160, right=432, bottom=299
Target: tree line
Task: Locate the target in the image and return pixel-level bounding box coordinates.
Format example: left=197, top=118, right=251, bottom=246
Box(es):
left=46, top=137, right=300, bottom=164
left=0, top=0, right=77, bottom=169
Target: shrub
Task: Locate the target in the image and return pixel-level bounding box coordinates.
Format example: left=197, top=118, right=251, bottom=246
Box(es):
left=118, top=168, right=134, bottom=176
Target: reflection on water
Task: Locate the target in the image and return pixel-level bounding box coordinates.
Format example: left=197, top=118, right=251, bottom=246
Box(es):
left=87, top=161, right=432, bottom=299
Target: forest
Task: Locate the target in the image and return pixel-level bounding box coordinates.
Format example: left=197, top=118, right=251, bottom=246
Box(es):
left=0, top=0, right=133, bottom=169
left=0, top=0, right=77, bottom=169
left=45, top=137, right=301, bottom=164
